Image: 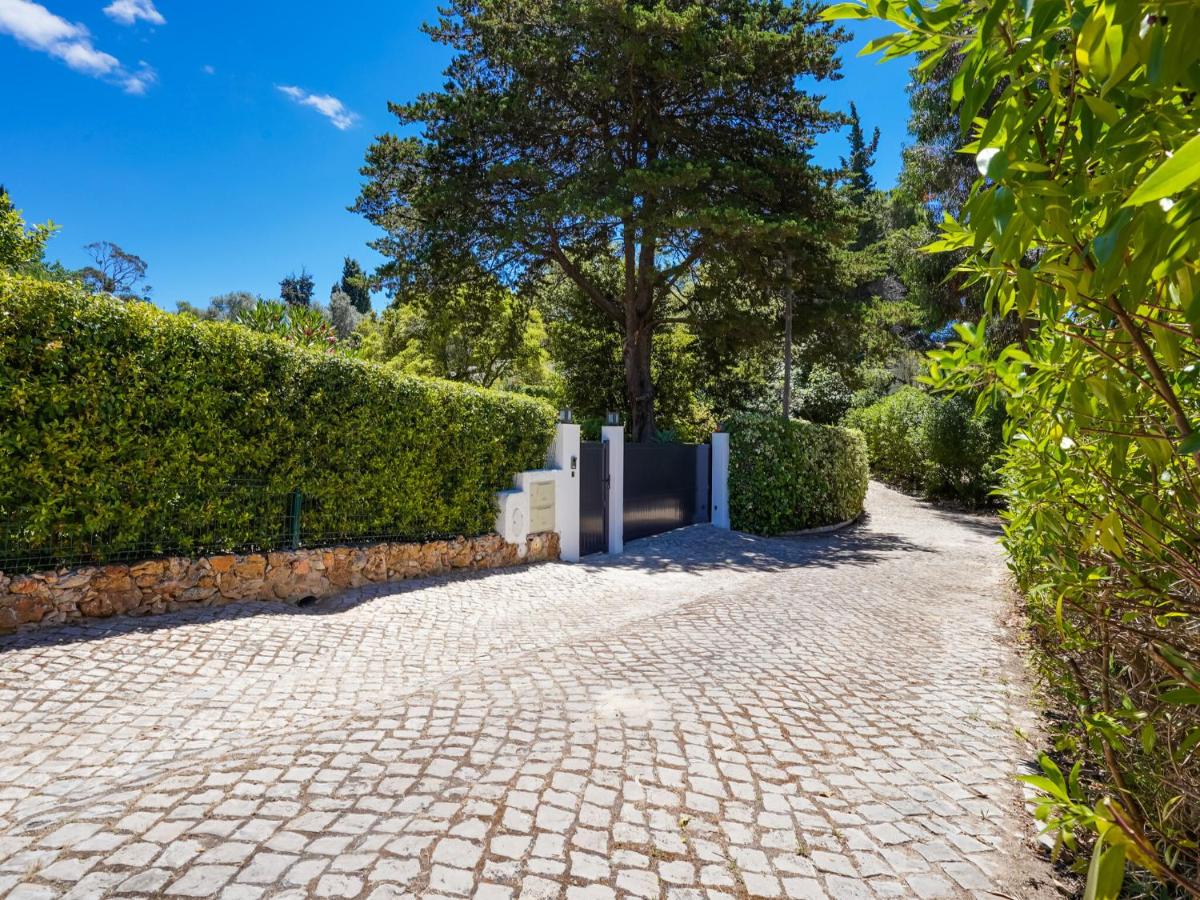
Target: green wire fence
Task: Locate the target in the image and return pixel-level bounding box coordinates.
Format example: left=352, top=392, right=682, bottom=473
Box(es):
left=0, top=482, right=477, bottom=574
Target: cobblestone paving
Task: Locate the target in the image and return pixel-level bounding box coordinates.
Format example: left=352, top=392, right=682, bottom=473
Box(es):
left=0, top=483, right=1054, bottom=899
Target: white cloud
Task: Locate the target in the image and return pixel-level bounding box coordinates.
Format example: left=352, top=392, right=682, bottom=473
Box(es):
left=277, top=84, right=358, bottom=130
left=102, top=0, right=164, bottom=26
left=0, top=0, right=155, bottom=92
left=121, top=60, right=156, bottom=94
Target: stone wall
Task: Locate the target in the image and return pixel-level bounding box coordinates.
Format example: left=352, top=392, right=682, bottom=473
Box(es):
left=0, top=531, right=559, bottom=634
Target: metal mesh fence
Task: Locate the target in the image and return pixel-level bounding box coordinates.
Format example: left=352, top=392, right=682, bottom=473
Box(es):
left=0, top=483, right=480, bottom=574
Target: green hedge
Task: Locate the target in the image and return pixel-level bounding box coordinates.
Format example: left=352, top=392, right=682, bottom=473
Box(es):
left=0, top=275, right=556, bottom=563
left=845, top=386, right=1002, bottom=505
left=845, top=386, right=934, bottom=490
left=726, top=413, right=868, bottom=535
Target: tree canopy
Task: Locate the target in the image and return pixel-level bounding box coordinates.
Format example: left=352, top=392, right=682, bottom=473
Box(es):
left=337, top=257, right=372, bottom=314
left=0, top=188, right=56, bottom=275
left=279, top=268, right=315, bottom=307
left=354, top=0, right=846, bottom=439
left=79, top=241, right=150, bottom=300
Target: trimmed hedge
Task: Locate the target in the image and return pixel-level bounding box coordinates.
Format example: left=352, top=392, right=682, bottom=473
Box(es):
left=845, top=386, right=1002, bottom=505
left=844, top=386, right=934, bottom=490
left=0, top=275, right=556, bottom=562
left=726, top=413, right=868, bottom=535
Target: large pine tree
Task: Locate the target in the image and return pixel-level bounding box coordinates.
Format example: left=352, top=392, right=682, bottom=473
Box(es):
left=354, top=0, right=845, bottom=439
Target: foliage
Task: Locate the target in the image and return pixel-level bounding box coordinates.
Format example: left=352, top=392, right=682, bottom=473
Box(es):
left=0, top=189, right=56, bottom=275
left=793, top=364, right=853, bottom=425
left=176, top=291, right=258, bottom=321
left=840, top=101, right=881, bottom=212
left=361, top=282, right=548, bottom=390
left=726, top=413, right=868, bottom=535
left=353, top=0, right=845, bottom=440
left=338, top=257, right=372, bottom=314
left=888, top=51, right=989, bottom=329
left=328, top=289, right=363, bottom=341
left=831, top=0, right=1200, bottom=891
left=922, top=393, right=1003, bottom=506
left=538, top=269, right=715, bottom=441
left=78, top=240, right=150, bottom=300
left=846, top=386, right=1002, bottom=505
left=279, top=268, right=314, bottom=307
left=0, top=273, right=556, bottom=559
left=845, top=387, right=934, bottom=490
left=234, top=298, right=343, bottom=354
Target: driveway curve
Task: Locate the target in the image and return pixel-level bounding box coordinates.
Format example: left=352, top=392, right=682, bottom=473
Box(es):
left=0, top=482, right=1055, bottom=899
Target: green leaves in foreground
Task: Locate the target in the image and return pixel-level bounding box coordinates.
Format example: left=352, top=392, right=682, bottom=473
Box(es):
left=1124, top=132, right=1200, bottom=207
left=826, top=0, right=1200, bottom=892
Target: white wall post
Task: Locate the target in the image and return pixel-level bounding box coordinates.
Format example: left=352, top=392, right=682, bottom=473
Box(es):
left=711, top=431, right=730, bottom=529
left=601, top=424, right=624, bottom=554
left=552, top=423, right=581, bottom=562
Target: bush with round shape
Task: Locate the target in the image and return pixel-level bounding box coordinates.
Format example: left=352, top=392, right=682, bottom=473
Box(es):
left=792, top=365, right=853, bottom=425
left=726, top=413, right=868, bottom=535
left=922, top=394, right=1002, bottom=506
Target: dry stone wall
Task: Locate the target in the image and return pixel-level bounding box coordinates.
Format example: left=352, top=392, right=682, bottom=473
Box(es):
left=0, top=531, right=559, bottom=634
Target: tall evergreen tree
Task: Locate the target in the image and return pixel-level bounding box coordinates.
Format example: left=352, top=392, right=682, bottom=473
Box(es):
left=338, top=257, right=372, bottom=314
left=279, top=268, right=314, bottom=307
left=839, top=101, right=880, bottom=202
left=354, top=0, right=845, bottom=440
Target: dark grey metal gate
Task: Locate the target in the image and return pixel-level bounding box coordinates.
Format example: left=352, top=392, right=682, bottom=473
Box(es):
left=578, top=441, right=608, bottom=556
left=623, top=443, right=710, bottom=543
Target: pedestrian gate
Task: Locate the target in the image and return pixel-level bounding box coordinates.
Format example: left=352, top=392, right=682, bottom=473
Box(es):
left=578, top=441, right=608, bottom=556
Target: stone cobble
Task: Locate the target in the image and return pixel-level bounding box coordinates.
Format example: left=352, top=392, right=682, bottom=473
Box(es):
left=0, top=483, right=1053, bottom=898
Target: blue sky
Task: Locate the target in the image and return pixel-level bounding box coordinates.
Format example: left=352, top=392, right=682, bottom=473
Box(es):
left=1, top=2, right=911, bottom=311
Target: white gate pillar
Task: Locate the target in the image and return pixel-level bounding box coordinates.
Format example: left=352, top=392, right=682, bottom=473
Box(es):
left=552, top=423, right=581, bottom=562
left=601, top=425, right=624, bottom=554
left=711, top=431, right=730, bottom=529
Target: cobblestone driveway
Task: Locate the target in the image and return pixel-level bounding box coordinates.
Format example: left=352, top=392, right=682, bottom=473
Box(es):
left=0, top=483, right=1053, bottom=900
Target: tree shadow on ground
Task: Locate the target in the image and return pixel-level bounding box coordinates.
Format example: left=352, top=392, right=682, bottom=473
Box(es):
left=920, top=501, right=1005, bottom=540
left=0, top=562, right=560, bottom=654
left=1, top=518, right=936, bottom=653
left=578, top=518, right=935, bottom=576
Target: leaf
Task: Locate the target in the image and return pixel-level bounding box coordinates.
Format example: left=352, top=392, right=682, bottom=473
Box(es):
left=1097, top=510, right=1125, bottom=557
left=1124, top=133, right=1200, bottom=207
left=1180, top=432, right=1200, bottom=456
left=1161, top=687, right=1200, bottom=705
left=1083, top=837, right=1125, bottom=900
left=1139, top=723, right=1156, bottom=754
left=1017, top=774, right=1070, bottom=801
left=1081, top=95, right=1120, bottom=126
left=819, top=3, right=874, bottom=20
left=1148, top=322, right=1182, bottom=368
left=1091, top=208, right=1133, bottom=265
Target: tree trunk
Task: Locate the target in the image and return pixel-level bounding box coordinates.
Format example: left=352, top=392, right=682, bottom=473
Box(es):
left=623, top=314, right=656, bottom=442
left=782, top=256, right=795, bottom=420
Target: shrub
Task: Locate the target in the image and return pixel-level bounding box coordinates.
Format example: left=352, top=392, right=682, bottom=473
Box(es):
left=845, top=387, right=933, bottom=490
left=922, top=394, right=1003, bottom=506
left=726, top=413, right=868, bottom=535
left=846, top=387, right=1002, bottom=505
left=0, top=275, right=556, bottom=564
left=792, top=365, right=852, bottom=424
